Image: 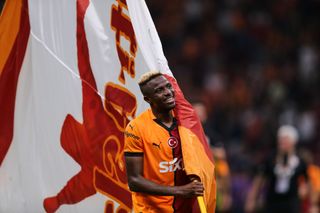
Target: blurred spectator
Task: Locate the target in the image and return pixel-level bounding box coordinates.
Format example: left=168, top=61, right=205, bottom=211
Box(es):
left=193, top=102, right=232, bottom=212
left=192, top=102, right=216, bottom=144
left=212, top=143, right=232, bottom=213
left=245, top=125, right=311, bottom=213
left=300, top=149, right=320, bottom=213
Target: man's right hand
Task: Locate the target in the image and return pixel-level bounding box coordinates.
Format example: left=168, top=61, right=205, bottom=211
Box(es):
left=177, top=181, right=204, bottom=198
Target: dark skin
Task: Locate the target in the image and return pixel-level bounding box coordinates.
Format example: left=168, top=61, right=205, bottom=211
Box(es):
left=125, top=75, right=204, bottom=197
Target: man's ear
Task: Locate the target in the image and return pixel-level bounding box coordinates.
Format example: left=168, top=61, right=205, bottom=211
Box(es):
left=144, top=96, right=151, bottom=104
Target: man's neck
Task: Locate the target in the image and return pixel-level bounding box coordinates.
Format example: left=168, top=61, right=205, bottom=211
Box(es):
left=278, top=149, right=295, bottom=156
left=151, top=108, right=174, bottom=127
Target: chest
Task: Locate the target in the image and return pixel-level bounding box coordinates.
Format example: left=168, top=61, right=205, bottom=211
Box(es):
left=140, top=122, right=182, bottom=159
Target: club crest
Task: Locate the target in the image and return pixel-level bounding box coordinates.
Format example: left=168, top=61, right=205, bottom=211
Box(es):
left=167, top=136, right=178, bottom=149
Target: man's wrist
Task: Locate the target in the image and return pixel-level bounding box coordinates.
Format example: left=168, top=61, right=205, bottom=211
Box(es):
left=172, top=185, right=183, bottom=196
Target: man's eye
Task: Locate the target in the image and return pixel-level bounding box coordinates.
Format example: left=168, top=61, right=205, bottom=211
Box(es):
left=155, top=88, right=163, bottom=93
left=166, top=84, right=172, bottom=89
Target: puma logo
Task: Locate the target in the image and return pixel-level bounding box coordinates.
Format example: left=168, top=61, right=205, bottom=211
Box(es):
left=152, top=142, right=161, bottom=150
left=128, top=124, right=134, bottom=130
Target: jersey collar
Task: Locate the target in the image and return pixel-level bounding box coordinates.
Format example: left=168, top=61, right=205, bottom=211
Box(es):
left=147, top=109, right=177, bottom=132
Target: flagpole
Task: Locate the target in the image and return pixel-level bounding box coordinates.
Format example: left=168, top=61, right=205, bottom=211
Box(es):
left=193, top=179, right=207, bottom=213
left=197, top=196, right=207, bottom=213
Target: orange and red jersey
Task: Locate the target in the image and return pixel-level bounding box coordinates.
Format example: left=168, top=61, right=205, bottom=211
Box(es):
left=308, top=164, right=320, bottom=193
left=124, top=108, right=196, bottom=213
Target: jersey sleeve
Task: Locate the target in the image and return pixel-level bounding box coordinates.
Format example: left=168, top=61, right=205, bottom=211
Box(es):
left=124, top=121, right=144, bottom=156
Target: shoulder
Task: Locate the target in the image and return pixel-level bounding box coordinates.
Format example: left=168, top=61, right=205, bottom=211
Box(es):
left=127, top=109, right=152, bottom=126
left=125, top=109, right=151, bottom=134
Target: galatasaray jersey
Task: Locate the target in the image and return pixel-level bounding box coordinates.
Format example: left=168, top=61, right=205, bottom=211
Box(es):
left=124, top=109, right=196, bottom=213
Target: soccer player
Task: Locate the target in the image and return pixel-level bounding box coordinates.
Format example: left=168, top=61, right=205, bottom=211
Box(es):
left=124, top=71, right=205, bottom=212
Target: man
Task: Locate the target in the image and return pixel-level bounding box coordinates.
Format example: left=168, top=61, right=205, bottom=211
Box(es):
left=245, top=125, right=310, bottom=213
left=124, top=71, right=205, bottom=212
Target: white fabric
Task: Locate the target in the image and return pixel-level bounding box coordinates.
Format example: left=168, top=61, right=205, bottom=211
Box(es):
left=0, top=0, right=172, bottom=212
left=126, top=0, right=172, bottom=76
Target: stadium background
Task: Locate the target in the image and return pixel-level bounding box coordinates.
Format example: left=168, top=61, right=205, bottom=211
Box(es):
left=1, top=0, right=319, bottom=212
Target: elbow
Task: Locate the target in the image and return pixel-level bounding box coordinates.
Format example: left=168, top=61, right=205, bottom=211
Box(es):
left=128, top=181, right=138, bottom=192
left=127, top=176, right=141, bottom=192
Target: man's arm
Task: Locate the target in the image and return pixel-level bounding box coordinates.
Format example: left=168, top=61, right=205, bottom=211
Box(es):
left=125, top=155, right=204, bottom=197
left=245, top=175, right=265, bottom=213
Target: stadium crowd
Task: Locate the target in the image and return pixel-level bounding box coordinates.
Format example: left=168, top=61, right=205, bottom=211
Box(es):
left=147, top=0, right=320, bottom=212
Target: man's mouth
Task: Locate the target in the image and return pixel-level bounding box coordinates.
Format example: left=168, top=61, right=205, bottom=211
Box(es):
left=164, top=97, right=175, bottom=104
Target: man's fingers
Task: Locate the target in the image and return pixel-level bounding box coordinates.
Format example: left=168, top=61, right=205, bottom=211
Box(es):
left=192, top=181, right=203, bottom=186
left=193, top=182, right=204, bottom=189
left=194, top=191, right=204, bottom=196
left=192, top=182, right=204, bottom=194
left=181, top=181, right=204, bottom=197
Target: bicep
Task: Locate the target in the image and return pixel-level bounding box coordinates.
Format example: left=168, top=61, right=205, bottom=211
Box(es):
left=125, top=155, right=144, bottom=178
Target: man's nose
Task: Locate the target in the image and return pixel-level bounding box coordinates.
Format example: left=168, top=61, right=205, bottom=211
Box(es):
left=164, top=88, right=173, bottom=96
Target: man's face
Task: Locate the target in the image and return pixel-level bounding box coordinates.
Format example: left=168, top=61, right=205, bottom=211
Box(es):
left=278, top=135, right=295, bottom=153
left=143, top=75, right=175, bottom=111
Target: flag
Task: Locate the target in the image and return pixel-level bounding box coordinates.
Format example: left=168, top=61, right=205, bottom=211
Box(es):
left=0, top=0, right=216, bottom=212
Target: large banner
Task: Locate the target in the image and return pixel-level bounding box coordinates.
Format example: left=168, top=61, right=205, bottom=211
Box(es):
left=0, top=0, right=215, bottom=212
